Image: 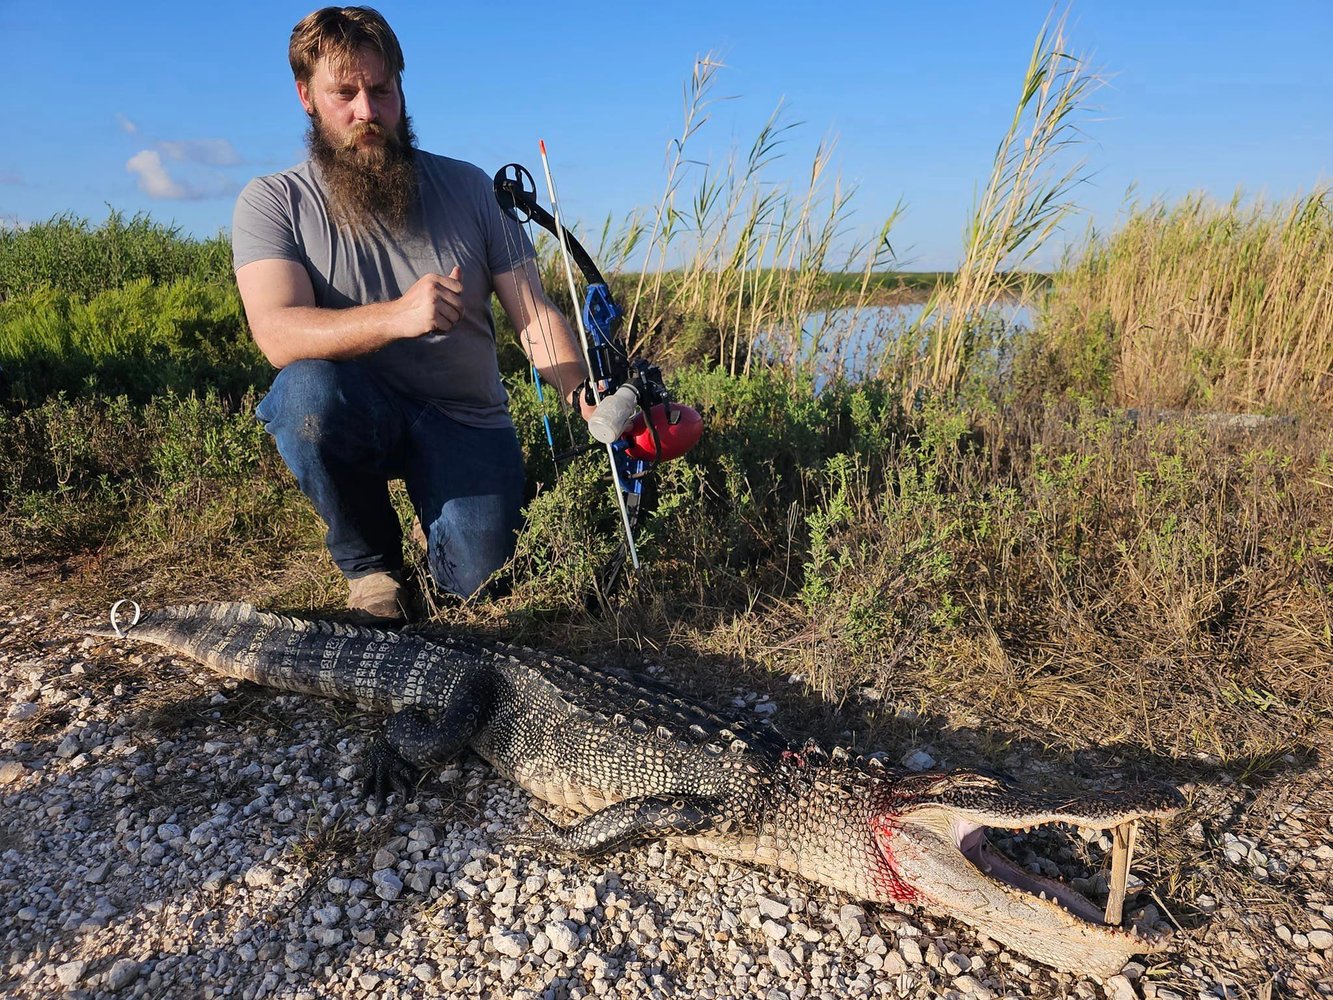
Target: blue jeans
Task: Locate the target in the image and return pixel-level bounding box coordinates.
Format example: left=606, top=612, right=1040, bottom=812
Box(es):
left=256, top=359, right=525, bottom=597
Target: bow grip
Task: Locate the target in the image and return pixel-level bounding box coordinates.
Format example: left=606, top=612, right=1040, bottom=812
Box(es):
left=588, top=383, right=640, bottom=444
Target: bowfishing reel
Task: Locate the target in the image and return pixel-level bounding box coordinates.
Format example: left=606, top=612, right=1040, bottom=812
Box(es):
left=584, top=360, right=702, bottom=462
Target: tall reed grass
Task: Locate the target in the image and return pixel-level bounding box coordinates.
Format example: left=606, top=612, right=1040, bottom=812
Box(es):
left=1039, top=190, right=1333, bottom=413
left=911, top=12, right=1097, bottom=401
left=605, top=17, right=1096, bottom=401
left=617, top=53, right=901, bottom=380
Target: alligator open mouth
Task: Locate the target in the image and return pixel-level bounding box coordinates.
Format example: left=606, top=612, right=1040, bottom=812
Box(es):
left=956, top=820, right=1144, bottom=927
left=880, top=799, right=1175, bottom=977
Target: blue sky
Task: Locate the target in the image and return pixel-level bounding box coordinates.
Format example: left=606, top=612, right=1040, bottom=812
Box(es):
left=4, top=1, right=1330, bottom=270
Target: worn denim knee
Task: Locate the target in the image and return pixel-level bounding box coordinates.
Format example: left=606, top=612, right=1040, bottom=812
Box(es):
left=256, top=360, right=526, bottom=593
left=256, top=360, right=407, bottom=577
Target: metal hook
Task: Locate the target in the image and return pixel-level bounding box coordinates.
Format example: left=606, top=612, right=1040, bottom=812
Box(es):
left=109, top=599, right=141, bottom=639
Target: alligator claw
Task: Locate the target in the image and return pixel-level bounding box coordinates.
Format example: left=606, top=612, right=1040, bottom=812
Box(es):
left=362, top=737, right=421, bottom=808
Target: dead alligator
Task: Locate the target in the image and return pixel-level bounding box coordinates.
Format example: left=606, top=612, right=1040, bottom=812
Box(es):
left=89, top=602, right=1181, bottom=977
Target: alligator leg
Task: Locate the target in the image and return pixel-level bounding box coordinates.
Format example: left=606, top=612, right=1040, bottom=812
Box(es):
left=363, top=702, right=483, bottom=806
left=519, top=794, right=724, bottom=856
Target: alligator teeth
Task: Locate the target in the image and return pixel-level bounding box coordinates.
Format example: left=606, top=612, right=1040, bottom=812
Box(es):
left=1104, top=820, right=1139, bottom=925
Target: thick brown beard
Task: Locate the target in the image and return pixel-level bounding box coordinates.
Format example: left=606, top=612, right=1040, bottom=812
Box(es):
left=308, top=108, right=419, bottom=235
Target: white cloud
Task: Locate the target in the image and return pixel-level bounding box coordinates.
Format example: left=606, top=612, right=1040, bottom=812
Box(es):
left=157, top=138, right=242, bottom=166
left=125, top=149, right=240, bottom=201
left=126, top=149, right=194, bottom=199
left=116, top=113, right=138, bottom=135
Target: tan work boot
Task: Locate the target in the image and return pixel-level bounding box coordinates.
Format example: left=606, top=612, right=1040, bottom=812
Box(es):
left=347, top=571, right=410, bottom=624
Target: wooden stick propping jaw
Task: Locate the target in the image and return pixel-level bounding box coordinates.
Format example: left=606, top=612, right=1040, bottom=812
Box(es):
left=1104, top=821, right=1139, bottom=925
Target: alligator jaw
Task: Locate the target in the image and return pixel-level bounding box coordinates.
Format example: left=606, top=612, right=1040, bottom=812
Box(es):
left=957, top=818, right=1144, bottom=927
left=879, top=798, right=1178, bottom=978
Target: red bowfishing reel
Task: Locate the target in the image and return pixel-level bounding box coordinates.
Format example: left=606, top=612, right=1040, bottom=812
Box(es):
left=622, top=401, right=703, bottom=462
left=584, top=358, right=702, bottom=465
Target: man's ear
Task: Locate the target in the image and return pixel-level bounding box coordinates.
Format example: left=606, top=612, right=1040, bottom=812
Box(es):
left=295, top=78, right=313, bottom=115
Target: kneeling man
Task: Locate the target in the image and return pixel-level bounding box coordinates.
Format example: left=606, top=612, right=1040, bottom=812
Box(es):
left=233, top=6, right=590, bottom=622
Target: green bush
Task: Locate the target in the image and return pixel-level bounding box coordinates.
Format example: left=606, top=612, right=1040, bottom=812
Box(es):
left=0, top=277, right=268, bottom=404
left=0, top=211, right=232, bottom=301
left=0, top=388, right=304, bottom=562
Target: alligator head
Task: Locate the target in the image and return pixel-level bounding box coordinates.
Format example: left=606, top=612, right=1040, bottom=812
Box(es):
left=868, top=770, right=1182, bottom=977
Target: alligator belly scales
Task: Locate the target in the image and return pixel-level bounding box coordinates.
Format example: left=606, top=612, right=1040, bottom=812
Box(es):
left=89, top=603, right=1181, bottom=977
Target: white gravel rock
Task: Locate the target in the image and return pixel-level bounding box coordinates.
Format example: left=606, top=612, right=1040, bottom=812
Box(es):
left=900, top=938, right=924, bottom=965
left=106, top=958, right=141, bottom=991
left=954, top=973, right=994, bottom=998
left=757, top=894, right=790, bottom=920
left=1306, top=929, right=1333, bottom=950
left=491, top=929, right=529, bottom=959
left=244, top=864, right=280, bottom=889
left=371, top=869, right=402, bottom=900
left=769, top=945, right=796, bottom=978
left=55, top=959, right=87, bottom=987
left=571, top=882, right=599, bottom=911
left=309, top=925, right=344, bottom=947
left=943, top=951, right=972, bottom=975
left=883, top=950, right=908, bottom=975
left=547, top=921, right=580, bottom=954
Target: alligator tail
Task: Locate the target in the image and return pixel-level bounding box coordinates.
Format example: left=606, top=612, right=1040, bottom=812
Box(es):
left=86, top=602, right=415, bottom=709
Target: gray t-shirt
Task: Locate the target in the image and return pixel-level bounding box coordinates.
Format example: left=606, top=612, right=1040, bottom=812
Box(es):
left=232, top=152, right=534, bottom=428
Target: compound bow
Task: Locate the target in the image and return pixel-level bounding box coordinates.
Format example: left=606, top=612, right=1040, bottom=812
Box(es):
left=493, top=149, right=702, bottom=588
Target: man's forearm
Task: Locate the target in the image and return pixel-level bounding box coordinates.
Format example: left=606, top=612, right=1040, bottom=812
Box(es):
left=253, top=300, right=408, bottom=368
left=521, top=303, right=590, bottom=404
left=238, top=264, right=464, bottom=369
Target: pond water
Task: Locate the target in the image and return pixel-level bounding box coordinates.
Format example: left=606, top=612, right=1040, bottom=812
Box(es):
left=794, top=301, right=1034, bottom=385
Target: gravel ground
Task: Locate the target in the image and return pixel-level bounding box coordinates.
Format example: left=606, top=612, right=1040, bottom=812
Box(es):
left=1, top=605, right=1330, bottom=999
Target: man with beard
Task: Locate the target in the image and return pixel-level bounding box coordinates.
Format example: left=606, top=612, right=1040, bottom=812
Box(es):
left=232, top=7, right=594, bottom=622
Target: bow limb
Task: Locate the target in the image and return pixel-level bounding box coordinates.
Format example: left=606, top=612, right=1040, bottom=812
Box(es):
left=494, top=163, right=609, bottom=288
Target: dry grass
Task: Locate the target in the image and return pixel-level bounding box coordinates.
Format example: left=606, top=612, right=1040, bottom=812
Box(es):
left=716, top=403, right=1333, bottom=771
left=1040, top=189, right=1333, bottom=414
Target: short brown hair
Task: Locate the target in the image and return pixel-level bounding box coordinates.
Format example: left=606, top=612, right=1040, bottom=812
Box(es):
left=288, top=7, right=405, bottom=86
